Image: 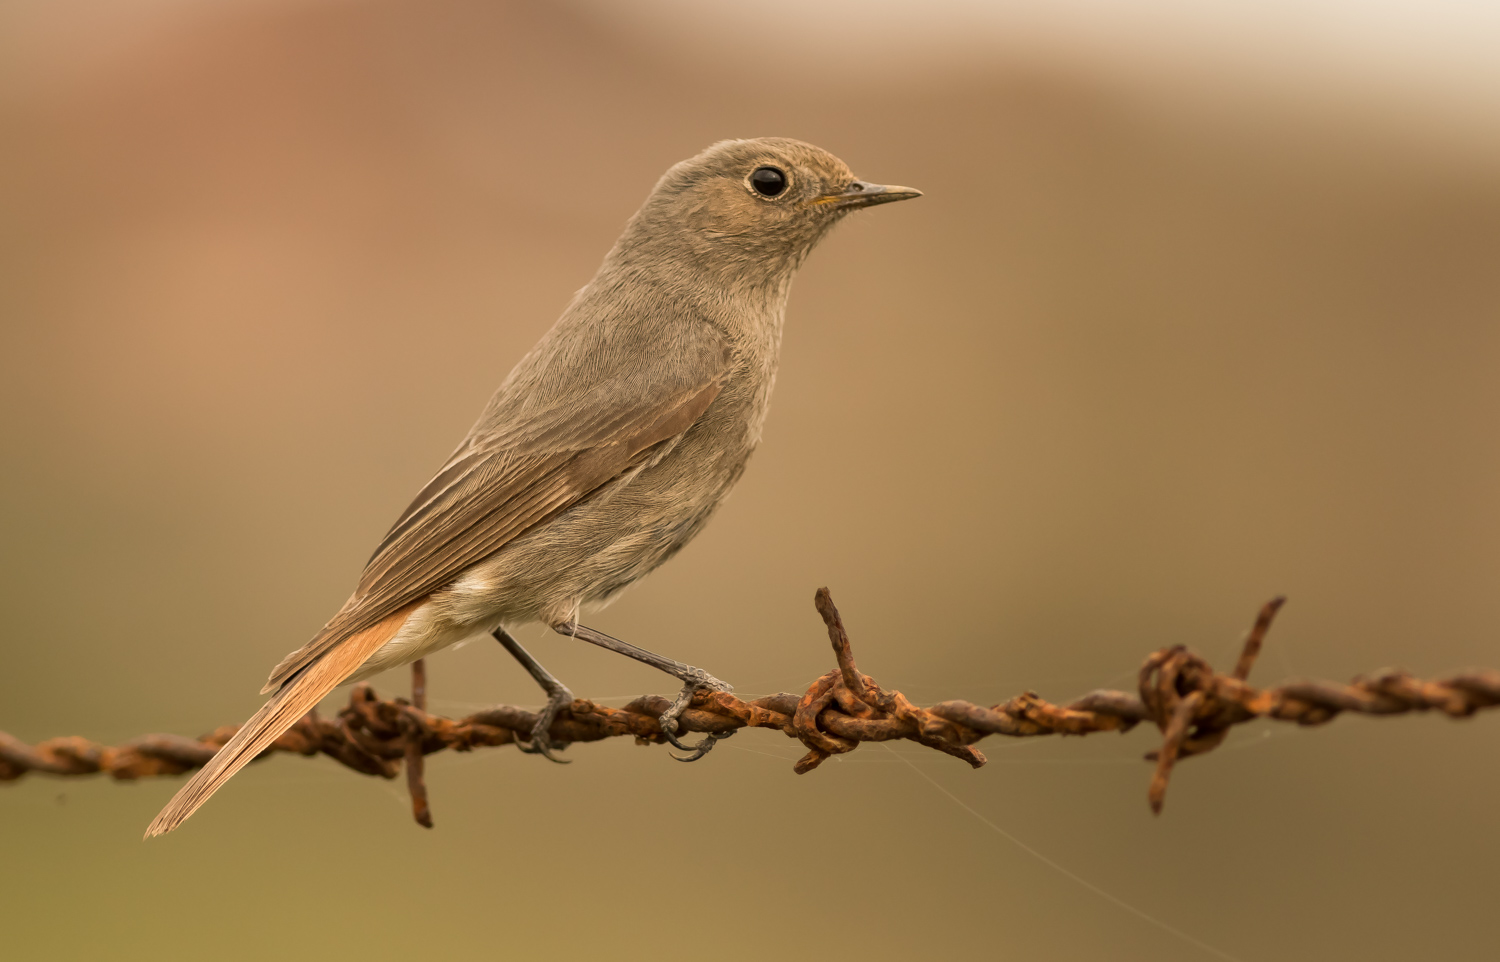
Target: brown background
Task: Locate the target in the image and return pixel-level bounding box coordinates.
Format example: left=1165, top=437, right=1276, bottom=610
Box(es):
left=2, top=2, right=1499, bottom=959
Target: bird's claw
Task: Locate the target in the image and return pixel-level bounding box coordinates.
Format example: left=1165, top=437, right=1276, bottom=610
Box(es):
left=517, top=686, right=574, bottom=764
left=669, top=728, right=734, bottom=762
left=658, top=670, right=733, bottom=762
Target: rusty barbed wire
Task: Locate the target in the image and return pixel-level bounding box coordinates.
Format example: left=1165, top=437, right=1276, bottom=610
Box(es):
left=3, top=590, right=1499, bottom=827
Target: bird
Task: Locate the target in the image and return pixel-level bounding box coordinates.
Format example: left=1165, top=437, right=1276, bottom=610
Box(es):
left=145, top=136, right=920, bottom=837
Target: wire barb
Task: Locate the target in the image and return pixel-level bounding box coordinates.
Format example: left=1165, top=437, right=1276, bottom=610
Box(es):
left=403, top=658, right=433, bottom=828
left=4, top=591, right=1500, bottom=825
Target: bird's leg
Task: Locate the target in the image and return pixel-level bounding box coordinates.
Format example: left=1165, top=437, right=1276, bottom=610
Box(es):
left=492, top=627, right=573, bottom=764
left=553, top=621, right=734, bottom=762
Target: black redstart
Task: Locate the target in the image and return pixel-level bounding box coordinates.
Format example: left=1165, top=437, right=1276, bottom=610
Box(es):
left=147, top=137, right=920, bottom=836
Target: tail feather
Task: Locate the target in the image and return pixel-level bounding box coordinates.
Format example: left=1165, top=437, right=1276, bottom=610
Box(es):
left=144, top=600, right=422, bottom=838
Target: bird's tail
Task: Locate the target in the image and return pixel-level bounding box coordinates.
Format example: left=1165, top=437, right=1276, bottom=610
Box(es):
left=144, top=601, right=421, bottom=838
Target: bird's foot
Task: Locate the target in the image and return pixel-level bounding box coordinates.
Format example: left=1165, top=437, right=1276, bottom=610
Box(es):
left=493, top=627, right=576, bottom=764
left=660, top=668, right=735, bottom=762
left=516, top=682, right=574, bottom=764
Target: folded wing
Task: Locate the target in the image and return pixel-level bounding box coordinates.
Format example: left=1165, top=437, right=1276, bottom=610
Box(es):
left=263, top=329, right=732, bottom=693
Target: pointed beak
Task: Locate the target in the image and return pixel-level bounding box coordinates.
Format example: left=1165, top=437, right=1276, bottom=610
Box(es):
left=814, top=180, right=923, bottom=210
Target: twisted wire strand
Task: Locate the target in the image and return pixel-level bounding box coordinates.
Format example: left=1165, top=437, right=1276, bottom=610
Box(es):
left=3, top=591, right=1498, bottom=826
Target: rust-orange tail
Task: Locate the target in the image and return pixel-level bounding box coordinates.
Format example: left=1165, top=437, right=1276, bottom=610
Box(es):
left=144, top=602, right=420, bottom=838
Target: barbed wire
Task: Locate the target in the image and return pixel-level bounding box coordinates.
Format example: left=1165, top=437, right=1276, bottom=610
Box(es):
left=3, top=590, right=1499, bottom=827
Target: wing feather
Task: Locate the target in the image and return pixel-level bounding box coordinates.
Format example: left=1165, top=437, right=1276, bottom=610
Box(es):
left=263, top=366, right=726, bottom=693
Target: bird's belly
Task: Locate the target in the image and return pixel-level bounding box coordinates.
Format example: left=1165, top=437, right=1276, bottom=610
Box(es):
left=348, top=482, right=728, bottom=684
left=445, top=440, right=749, bottom=626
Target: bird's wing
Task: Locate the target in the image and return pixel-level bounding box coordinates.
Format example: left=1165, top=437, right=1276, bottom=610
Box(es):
left=263, top=332, right=733, bottom=692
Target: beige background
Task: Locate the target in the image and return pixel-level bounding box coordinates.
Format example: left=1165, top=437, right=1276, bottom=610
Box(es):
left=2, top=2, right=1499, bottom=959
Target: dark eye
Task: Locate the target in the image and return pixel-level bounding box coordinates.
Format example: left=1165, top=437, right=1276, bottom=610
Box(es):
left=750, top=166, right=787, bottom=197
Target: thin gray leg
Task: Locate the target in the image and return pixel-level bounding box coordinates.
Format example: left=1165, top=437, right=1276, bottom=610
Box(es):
left=492, top=627, right=573, bottom=764
left=553, top=621, right=734, bottom=761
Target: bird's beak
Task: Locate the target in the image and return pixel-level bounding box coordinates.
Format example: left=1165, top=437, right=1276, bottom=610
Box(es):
left=814, top=180, right=923, bottom=210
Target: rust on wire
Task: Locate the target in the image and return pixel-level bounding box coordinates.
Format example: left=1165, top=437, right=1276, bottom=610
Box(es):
left=4, top=590, right=1500, bottom=826
left=403, top=658, right=432, bottom=828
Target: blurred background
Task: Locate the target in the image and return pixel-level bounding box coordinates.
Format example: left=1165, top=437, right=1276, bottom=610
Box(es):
left=3, top=1, right=1499, bottom=958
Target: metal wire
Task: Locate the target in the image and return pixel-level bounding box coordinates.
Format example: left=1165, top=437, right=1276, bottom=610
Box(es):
left=3, top=590, right=1498, bottom=827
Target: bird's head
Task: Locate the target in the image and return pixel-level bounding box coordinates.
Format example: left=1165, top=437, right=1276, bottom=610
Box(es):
left=620, top=137, right=921, bottom=289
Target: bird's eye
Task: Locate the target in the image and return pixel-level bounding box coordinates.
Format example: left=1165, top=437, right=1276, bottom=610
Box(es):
left=750, top=166, right=788, bottom=197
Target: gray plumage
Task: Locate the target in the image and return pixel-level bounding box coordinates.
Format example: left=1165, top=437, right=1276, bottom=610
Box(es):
left=147, top=137, right=919, bottom=837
